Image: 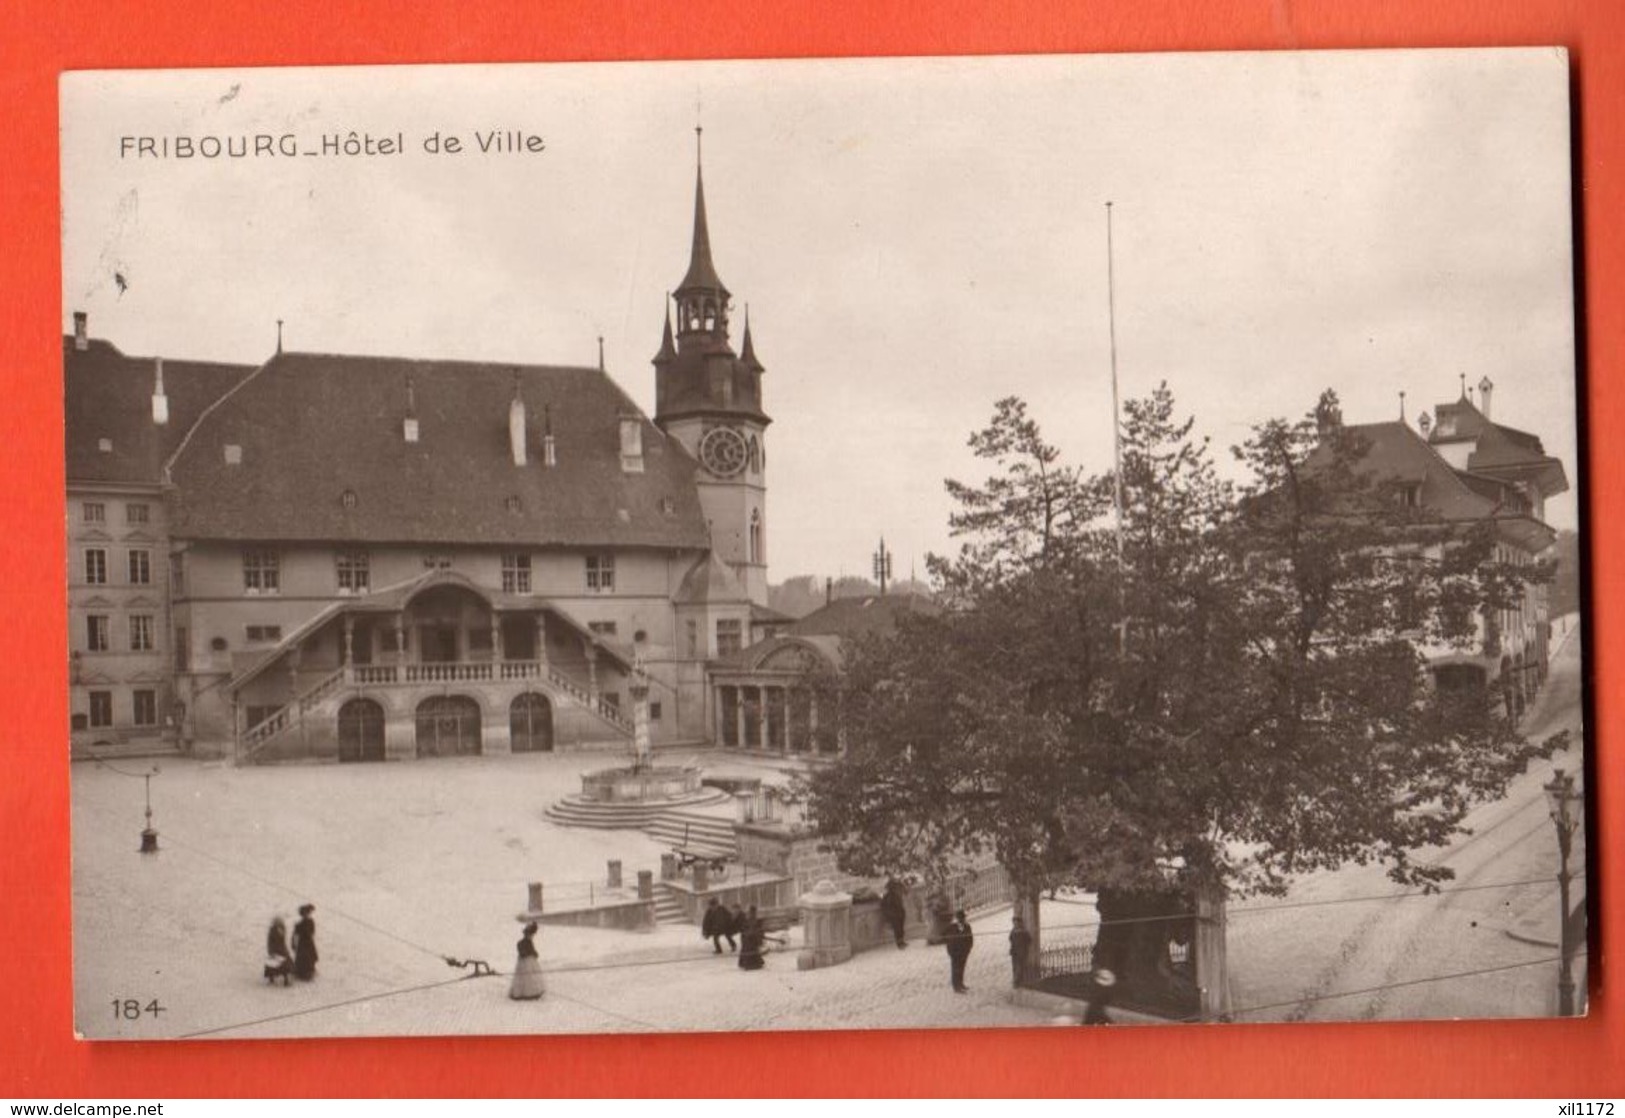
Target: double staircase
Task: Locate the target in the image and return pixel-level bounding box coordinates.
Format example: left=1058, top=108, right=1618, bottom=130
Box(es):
left=237, top=659, right=632, bottom=764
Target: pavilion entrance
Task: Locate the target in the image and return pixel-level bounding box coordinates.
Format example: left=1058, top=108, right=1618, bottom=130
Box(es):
left=510, top=693, right=554, bottom=752
left=337, top=698, right=386, bottom=763
left=416, top=695, right=482, bottom=757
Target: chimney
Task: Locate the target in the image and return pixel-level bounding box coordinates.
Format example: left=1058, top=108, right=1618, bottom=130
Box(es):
left=151, top=358, right=169, bottom=425
left=543, top=405, right=557, bottom=468
left=1478, top=376, right=1495, bottom=420
left=403, top=374, right=419, bottom=443
left=73, top=311, right=88, bottom=351
left=509, top=373, right=527, bottom=466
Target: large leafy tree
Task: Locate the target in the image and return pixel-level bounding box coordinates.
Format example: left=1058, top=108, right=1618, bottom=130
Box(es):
left=806, top=386, right=1561, bottom=991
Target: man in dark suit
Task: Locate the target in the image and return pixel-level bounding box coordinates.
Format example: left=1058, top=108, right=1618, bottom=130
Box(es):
left=945, top=909, right=974, bottom=992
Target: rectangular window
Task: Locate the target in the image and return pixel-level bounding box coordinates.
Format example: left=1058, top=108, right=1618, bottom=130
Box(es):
left=586, top=554, right=616, bottom=592
left=86, top=615, right=110, bottom=652
left=587, top=621, right=618, bottom=637
left=243, top=550, right=280, bottom=593
left=82, top=501, right=105, bottom=523
left=245, top=625, right=283, bottom=643
left=88, top=691, right=113, bottom=728
left=129, top=614, right=154, bottom=652
left=126, top=503, right=149, bottom=525
left=649, top=701, right=663, bottom=721
left=336, top=550, right=370, bottom=593
left=84, top=548, right=107, bottom=585
left=174, top=627, right=188, bottom=671
left=132, top=689, right=158, bottom=727
left=128, top=548, right=151, bottom=585
left=502, top=553, right=531, bottom=594
left=716, top=618, right=743, bottom=657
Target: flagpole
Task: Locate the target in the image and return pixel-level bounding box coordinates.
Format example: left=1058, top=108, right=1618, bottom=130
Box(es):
left=1107, top=201, right=1126, bottom=653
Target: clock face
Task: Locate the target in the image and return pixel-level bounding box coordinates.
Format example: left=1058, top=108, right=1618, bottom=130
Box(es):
left=699, top=426, right=748, bottom=478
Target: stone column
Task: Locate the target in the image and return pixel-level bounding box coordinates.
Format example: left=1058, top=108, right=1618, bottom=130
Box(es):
left=734, top=790, right=755, bottom=824
left=342, top=616, right=354, bottom=667
left=692, top=860, right=710, bottom=893
left=779, top=688, right=790, bottom=755
left=661, top=853, right=679, bottom=881
left=535, top=613, right=549, bottom=668
left=527, top=882, right=544, bottom=914
left=756, top=687, right=769, bottom=752
left=585, top=645, right=599, bottom=703
left=735, top=688, right=747, bottom=750
left=394, top=613, right=406, bottom=664
left=490, top=614, right=502, bottom=664
left=808, top=695, right=820, bottom=754
left=797, top=879, right=854, bottom=971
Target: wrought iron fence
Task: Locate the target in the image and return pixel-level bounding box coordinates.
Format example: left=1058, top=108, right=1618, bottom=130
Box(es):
left=1035, top=935, right=1095, bottom=981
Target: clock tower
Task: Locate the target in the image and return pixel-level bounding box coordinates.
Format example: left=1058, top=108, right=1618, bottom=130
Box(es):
left=653, top=131, right=770, bottom=605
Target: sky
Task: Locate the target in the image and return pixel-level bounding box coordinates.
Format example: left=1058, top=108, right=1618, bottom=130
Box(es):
left=60, top=50, right=1579, bottom=581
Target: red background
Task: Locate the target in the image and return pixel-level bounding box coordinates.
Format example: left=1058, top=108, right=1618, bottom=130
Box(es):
left=2, top=0, right=1619, bottom=1098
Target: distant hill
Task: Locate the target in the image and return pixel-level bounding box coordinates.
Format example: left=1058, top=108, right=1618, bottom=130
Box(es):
left=768, top=574, right=934, bottom=619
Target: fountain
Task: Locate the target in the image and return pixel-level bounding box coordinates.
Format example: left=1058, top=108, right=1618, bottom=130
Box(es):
left=545, top=654, right=728, bottom=827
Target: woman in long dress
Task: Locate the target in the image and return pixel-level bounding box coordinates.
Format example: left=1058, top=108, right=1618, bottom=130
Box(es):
left=264, top=916, right=293, bottom=985
left=509, top=922, right=545, bottom=1000
left=291, top=903, right=319, bottom=981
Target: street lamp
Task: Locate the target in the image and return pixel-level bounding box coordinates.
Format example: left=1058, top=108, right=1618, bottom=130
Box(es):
left=1542, top=766, right=1582, bottom=1016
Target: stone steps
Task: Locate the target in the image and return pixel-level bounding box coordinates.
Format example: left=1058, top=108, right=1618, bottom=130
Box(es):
left=644, top=812, right=737, bottom=859
left=653, top=885, right=688, bottom=925
left=542, top=788, right=731, bottom=830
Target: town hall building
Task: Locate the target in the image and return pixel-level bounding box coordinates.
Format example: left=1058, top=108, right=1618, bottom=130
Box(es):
left=67, top=143, right=784, bottom=763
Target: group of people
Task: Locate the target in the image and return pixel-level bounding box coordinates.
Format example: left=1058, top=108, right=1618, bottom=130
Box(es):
left=263, top=903, right=318, bottom=986
left=701, top=898, right=782, bottom=970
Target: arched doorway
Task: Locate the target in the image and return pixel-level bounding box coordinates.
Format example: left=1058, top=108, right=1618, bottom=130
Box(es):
left=509, top=693, right=554, bottom=752
left=416, top=695, right=482, bottom=757
left=337, top=698, right=386, bottom=762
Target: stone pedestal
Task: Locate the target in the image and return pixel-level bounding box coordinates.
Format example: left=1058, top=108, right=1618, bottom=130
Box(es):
left=692, top=860, right=710, bottom=893
left=661, top=853, right=678, bottom=881
left=636, top=870, right=654, bottom=900
left=607, top=859, right=623, bottom=889
left=734, top=790, right=755, bottom=824
left=527, top=882, right=544, bottom=913
left=796, top=879, right=854, bottom=971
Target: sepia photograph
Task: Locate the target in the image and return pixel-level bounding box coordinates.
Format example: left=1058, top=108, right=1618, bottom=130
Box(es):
left=61, top=49, right=1586, bottom=1040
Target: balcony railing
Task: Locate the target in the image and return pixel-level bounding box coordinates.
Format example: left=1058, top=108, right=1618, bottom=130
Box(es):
left=337, top=660, right=634, bottom=734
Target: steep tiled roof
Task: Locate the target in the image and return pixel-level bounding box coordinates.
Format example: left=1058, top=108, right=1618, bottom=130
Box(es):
left=1427, top=395, right=1568, bottom=497
left=1344, top=421, right=1498, bottom=521
left=64, top=336, right=257, bottom=486
left=788, top=594, right=941, bottom=640
left=1341, top=420, right=1556, bottom=551
left=166, top=351, right=711, bottom=548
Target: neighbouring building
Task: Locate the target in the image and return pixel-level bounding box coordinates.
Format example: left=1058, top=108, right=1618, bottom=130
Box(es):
left=65, top=312, right=256, bottom=757
left=711, top=592, right=939, bottom=756
left=1348, top=376, right=1569, bottom=713
left=65, top=141, right=789, bottom=763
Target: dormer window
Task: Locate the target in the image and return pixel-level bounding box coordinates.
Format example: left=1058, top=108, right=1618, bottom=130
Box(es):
left=619, top=417, right=644, bottom=473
